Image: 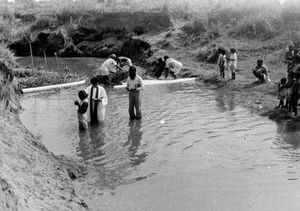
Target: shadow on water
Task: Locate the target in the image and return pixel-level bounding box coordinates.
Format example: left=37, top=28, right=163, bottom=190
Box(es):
left=215, top=90, right=236, bottom=113
left=77, top=123, right=106, bottom=162
left=276, top=120, right=300, bottom=150
left=124, top=119, right=147, bottom=166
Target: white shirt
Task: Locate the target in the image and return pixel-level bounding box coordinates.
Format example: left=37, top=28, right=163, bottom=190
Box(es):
left=166, top=58, right=183, bottom=69
left=228, top=53, right=237, bottom=68
left=99, top=58, right=117, bottom=76
left=126, top=75, right=144, bottom=90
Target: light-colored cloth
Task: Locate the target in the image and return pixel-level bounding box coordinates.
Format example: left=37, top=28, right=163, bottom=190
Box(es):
left=99, top=58, right=117, bottom=76
left=166, top=58, right=183, bottom=75
left=85, top=85, right=108, bottom=122
left=217, top=54, right=227, bottom=67
left=118, top=56, right=132, bottom=67
left=126, top=75, right=144, bottom=90
left=228, top=53, right=237, bottom=69
left=77, top=99, right=88, bottom=130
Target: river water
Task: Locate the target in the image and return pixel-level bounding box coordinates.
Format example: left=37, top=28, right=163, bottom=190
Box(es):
left=18, top=57, right=300, bottom=211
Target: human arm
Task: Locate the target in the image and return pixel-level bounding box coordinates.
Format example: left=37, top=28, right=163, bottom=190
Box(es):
left=136, top=76, right=144, bottom=91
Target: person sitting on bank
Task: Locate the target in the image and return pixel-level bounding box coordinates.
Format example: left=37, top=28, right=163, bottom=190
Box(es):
left=126, top=66, right=144, bottom=120
left=153, top=58, right=166, bottom=79
left=118, top=56, right=132, bottom=68
left=217, top=49, right=227, bottom=78
left=98, top=54, right=122, bottom=86
left=252, top=59, right=270, bottom=82
left=74, top=90, right=89, bottom=131
left=85, top=77, right=108, bottom=124
left=164, top=56, right=183, bottom=79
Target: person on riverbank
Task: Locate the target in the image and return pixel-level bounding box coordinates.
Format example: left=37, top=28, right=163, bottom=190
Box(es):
left=164, top=56, right=183, bottom=79
left=227, top=48, right=237, bottom=80
left=290, top=76, right=300, bottom=116
left=126, top=66, right=144, bottom=120
left=85, top=77, right=108, bottom=124
left=276, top=78, right=287, bottom=108
left=153, top=58, right=166, bottom=79
left=74, top=90, right=89, bottom=130
left=285, top=72, right=296, bottom=109
left=99, top=54, right=122, bottom=86
left=252, top=59, right=270, bottom=82
left=217, top=49, right=227, bottom=78
left=284, top=44, right=295, bottom=72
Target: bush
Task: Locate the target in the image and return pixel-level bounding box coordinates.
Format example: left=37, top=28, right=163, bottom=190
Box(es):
left=181, top=18, right=206, bottom=36
left=228, top=15, right=280, bottom=39
left=30, top=17, right=54, bottom=32
left=0, top=43, right=16, bottom=69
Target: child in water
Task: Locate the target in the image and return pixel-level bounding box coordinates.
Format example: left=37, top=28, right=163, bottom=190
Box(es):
left=276, top=77, right=287, bottom=108
left=74, top=90, right=89, bottom=130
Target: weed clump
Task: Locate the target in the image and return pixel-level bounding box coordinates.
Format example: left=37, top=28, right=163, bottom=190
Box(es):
left=181, top=18, right=206, bottom=36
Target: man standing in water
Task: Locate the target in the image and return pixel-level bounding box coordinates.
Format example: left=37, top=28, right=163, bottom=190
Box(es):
left=126, top=66, right=144, bottom=120
left=85, top=77, right=108, bottom=124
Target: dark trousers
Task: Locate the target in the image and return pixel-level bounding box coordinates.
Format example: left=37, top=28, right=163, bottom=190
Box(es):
left=290, top=94, right=299, bottom=115
left=129, top=90, right=142, bottom=119
left=165, top=69, right=176, bottom=79
left=253, top=70, right=266, bottom=82
left=219, top=66, right=225, bottom=78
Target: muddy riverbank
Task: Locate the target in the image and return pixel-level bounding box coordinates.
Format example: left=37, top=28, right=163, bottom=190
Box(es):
left=0, top=62, right=88, bottom=210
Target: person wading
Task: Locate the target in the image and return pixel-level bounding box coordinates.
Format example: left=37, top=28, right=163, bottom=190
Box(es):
left=85, top=77, right=108, bottom=124
left=126, top=66, right=144, bottom=120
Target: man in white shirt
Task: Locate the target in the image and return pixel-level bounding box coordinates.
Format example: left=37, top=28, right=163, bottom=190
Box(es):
left=164, top=56, right=183, bottom=79
left=99, top=54, right=122, bottom=85
left=126, top=66, right=144, bottom=119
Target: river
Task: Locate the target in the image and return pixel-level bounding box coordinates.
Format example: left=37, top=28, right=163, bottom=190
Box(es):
left=19, top=57, right=300, bottom=211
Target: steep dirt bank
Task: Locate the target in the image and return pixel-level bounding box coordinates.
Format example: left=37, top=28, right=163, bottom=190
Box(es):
left=8, top=11, right=171, bottom=63
left=0, top=63, right=88, bottom=210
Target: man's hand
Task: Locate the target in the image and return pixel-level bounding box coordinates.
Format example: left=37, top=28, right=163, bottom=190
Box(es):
left=74, top=100, right=79, bottom=105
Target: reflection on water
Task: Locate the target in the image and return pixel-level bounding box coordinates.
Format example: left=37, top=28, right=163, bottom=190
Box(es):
left=20, top=82, right=300, bottom=211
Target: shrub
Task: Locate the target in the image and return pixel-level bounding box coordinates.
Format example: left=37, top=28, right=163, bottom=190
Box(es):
left=228, top=15, right=280, bottom=39
left=0, top=43, right=16, bottom=69
left=181, top=18, right=206, bottom=36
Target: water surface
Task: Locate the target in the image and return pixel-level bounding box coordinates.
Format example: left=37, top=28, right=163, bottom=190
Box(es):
left=20, top=81, right=300, bottom=211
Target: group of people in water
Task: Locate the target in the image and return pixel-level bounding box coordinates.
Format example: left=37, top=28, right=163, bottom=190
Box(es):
left=74, top=53, right=183, bottom=130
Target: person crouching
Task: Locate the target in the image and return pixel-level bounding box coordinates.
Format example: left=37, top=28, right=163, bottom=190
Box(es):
left=126, top=66, right=144, bottom=120
left=252, top=59, right=269, bottom=82
left=74, top=90, right=89, bottom=130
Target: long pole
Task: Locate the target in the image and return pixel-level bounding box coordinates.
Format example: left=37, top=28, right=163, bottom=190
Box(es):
left=43, top=50, right=48, bottom=74
left=54, top=52, right=60, bottom=71
left=29, top=41, right=34, bottom=74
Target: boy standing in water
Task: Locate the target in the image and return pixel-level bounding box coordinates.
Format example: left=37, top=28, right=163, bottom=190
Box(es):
left=126, top=66, right=144, bottom=120
left=74, top=90, right=89, bottom=130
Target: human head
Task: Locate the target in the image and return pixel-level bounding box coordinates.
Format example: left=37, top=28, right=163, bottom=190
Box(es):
left=78, top=90, right=88, bottom=100
left=90, top=76, right=98, bottom=86
left=110, top=54, right=117, bottom=61
left=280, top=77, right=287, bottom=85
left=257, top=59, right=263, bottom=67
left=230, top=48, right=236, bottom=54
left=129, top=66, right=137, bottom=80
left=164, top=56, right=169, bottom=61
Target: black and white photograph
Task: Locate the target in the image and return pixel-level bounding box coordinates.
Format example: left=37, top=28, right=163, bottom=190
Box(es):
left=1, top=0, right=300, bottom=210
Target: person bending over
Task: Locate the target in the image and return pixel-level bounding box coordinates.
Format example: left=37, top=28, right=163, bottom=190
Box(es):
left=164, top=56, right=183, bottom=79
left=98, top=54, right=122, bottom=86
